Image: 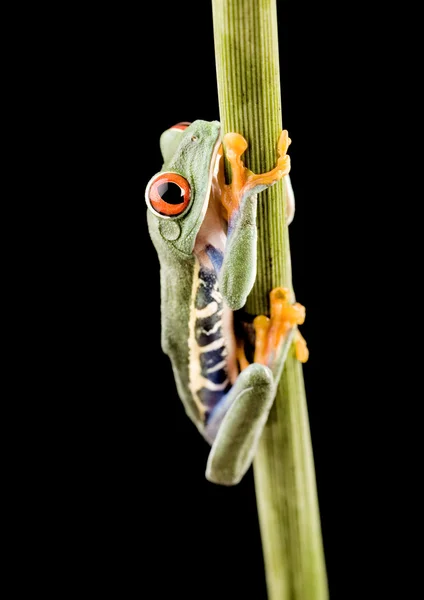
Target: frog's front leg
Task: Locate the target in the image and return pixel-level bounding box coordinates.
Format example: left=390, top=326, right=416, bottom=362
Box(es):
left=205, top=286, right=306, bottom=486
left=217, top=131, right=291, bottom=310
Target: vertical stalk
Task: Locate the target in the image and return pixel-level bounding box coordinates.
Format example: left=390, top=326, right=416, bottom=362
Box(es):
left=211, top=1, right=328, bottom=598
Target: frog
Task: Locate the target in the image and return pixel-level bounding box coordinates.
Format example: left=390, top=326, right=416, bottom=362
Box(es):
left=144, top=120, right=308, bottom=485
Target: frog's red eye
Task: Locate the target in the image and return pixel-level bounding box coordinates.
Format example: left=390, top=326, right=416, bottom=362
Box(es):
left=171, top=122, right=191, bottom=131
left=147, top=172, right=191, bottom=217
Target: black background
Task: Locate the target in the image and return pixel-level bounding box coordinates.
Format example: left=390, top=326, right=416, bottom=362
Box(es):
left=6, top=0, right=415, bottom=595
left=60, top=1, right=391, bottom=598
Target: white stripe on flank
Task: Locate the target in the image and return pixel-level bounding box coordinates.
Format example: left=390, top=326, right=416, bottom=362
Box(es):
left=195, top=302, right=218, bottom=319
left=201, top=378, right=229, bottom=392
left=201, top=319, right=222, bottom=336
left=188, top=259, right=229, bottom=420
left=188, top=260, right=208, bottom=418
left=211, top=287, right=222, bottom=304
left=198, top=337, right=226, bottom=354
left=206, top=359, right=227, bottom=373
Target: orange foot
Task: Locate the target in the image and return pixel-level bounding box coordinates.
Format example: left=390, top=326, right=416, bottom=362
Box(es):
left=219, top=130, right=291, bottom=221
left=253, top=287, right=309, bottom=366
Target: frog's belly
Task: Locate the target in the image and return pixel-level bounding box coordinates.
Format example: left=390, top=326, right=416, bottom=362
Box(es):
left=188, top=260, right=234, bottom=423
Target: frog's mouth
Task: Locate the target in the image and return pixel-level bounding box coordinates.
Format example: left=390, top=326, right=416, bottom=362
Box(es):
left=194, top=138, right=227, bottom=259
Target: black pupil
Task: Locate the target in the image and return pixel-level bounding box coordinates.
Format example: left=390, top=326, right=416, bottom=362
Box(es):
left=158, top=182, right=184, bottom=204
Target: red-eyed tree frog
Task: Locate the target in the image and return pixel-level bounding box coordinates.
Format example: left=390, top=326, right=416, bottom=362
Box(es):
left=145, top=120, right=307, bottom=485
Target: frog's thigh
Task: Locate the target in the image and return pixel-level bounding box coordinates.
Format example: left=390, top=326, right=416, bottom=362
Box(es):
left=205, top=363, right=274, bottom=486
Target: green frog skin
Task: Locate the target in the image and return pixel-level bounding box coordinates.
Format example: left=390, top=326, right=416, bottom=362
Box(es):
left=145, top=120, right=307, bottom=485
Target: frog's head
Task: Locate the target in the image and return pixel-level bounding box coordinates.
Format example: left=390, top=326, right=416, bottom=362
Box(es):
left=145, top=120, right=221, bottom=257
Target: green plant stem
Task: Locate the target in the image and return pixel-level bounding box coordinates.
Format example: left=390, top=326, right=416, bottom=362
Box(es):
left=211, top=1, right=328, bottom=598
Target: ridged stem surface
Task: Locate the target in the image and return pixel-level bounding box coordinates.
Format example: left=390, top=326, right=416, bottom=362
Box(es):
left=212, top=2, right=328, bottom=598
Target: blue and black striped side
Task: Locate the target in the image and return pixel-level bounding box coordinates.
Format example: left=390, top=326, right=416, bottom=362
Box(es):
left=195, top=266, right=230, bottom=420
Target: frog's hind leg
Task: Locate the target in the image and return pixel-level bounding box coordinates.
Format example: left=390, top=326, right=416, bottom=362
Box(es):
left=204, top=287, right=308, bottom=486
left=204, top=363, right=274, bottom=486
left=254, top=287, right=308, bottom=382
